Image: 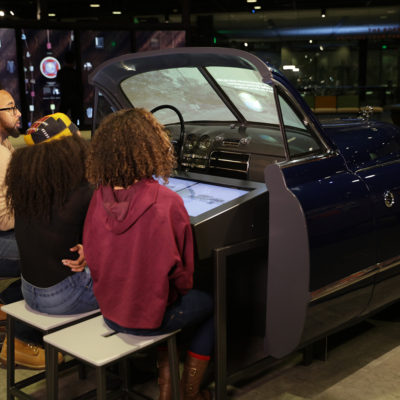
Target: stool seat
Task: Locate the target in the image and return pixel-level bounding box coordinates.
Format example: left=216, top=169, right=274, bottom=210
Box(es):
left=3, top=299, right=100, bottom=399
left=44, top=315, right=178, bottom=366
left=2, top=300, right=100, bottom=331
left=43, top=315, right=181, bottom=399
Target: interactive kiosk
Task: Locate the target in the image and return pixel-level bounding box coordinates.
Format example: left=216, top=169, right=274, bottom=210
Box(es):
left=163, top=171, right=268, bottom=400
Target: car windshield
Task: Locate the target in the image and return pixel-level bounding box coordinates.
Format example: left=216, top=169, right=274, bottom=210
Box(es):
left=120, top=65, right=279, bottom=125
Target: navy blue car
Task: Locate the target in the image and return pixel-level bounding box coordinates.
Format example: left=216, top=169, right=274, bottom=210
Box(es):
left=89, top=47, right=400, bottom=367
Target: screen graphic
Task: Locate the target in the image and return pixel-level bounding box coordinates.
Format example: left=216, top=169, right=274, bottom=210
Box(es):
left=162, top=177, right=249, bottom=217
left=21, top=29, right=75, bottom=125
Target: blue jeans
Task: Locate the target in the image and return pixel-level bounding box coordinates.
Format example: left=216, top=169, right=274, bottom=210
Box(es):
left=105, top=289, right=214, bottom=356
left=0, top=230, right=20, bottom=277
left=21, top=268, right=98, bottom=315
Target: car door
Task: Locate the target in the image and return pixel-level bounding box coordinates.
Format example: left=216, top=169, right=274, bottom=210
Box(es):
left=352, top=125, right=400, bottom=312
left=265, top=86, right=375, bottom=358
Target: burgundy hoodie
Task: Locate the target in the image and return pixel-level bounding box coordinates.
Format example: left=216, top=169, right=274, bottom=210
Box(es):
left=83, top=178, right=194, bottom=329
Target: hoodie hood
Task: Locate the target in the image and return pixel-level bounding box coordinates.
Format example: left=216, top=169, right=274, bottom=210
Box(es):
left=101, top=179, right=158, bottom=234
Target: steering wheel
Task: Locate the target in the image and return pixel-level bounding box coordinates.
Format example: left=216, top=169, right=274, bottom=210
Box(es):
left=151, top=104, right=185, bottom=165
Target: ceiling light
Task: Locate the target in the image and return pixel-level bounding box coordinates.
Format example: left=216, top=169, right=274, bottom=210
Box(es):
left=247, top=0, right=257, bottom=3
left=48, top=13, right=56, bottom=17
left=319, top=45, right=324, bottom=51
left=254, top=6, right=261, bottom=9
left=112, top=10, right=122, bottom=15
left=283, top=65, right=296, bottom=70
left=9, top=10, right=14, bottom=16
left=244, top=42, right=248, bottom=47
left=309, top=39, right=313, bottom=44
left=321, top=8, right=326, bottom=18
left=0, top=10, right=5, bottom=17
left=90, top=3, right=100, bottom=8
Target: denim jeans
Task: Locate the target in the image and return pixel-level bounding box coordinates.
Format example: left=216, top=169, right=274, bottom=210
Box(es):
left=0, top=230, right=20, bottom=277
left=21, top=268, right=98, bottom=315
left=105, top=289, right=214, bottom=356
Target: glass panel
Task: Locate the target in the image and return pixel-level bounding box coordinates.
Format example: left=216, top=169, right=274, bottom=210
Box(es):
left=94, top=91, right=115, bottom=130
left=279, top=94, right=323, bottom=157
left=120, top=67, right=236, bottom=124
left=207, top=66, right=279, bottom=125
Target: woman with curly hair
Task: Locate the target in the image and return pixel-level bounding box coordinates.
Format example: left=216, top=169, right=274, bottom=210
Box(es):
left=84, top=108, right=213, bottom=400
left=5, top=113, right=98, bottom=316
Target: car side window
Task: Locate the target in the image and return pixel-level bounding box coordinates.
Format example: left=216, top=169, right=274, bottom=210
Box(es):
left=278, top=93, right=323, bottom=158
left=93, top=91, right=116, bottom=131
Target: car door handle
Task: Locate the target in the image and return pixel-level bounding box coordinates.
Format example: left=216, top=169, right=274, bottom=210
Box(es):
left=384, top=190, right=395, bottom=208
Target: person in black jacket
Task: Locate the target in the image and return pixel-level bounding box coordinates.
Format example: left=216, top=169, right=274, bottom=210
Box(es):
left=1, top=113, right=98, bottom=369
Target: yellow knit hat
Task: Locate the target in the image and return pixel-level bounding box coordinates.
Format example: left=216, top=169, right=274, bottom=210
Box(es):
left=24, top=113, right=79, bottom=146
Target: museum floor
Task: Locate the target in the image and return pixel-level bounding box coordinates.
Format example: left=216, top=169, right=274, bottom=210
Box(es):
left=1, top=301, right=400, bottom=399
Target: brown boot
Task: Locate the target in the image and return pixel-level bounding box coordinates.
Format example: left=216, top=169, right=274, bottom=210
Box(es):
left=0, top=336, right=63, bottom=370
left=0, top=304, right=6, bottom=321
left=157, top=348, right=182, bottom=400
left=181, top=353, right=211, bottom=400
left=0, top=304, right=6, bottom=333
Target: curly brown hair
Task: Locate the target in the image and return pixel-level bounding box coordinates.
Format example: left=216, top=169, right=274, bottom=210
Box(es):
left=6, top=135, right=89, bottom=220
left=86, top=108, right=176, bottom=188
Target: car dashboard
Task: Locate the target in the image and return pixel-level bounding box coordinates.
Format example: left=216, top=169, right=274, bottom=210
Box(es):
left=166, top=122, right=286, bottom=182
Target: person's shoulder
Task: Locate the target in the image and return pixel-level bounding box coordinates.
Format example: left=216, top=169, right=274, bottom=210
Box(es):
left=0, top=139, right=13, bottom=160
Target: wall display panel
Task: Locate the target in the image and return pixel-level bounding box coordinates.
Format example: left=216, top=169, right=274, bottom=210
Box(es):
left=136, top=31, right=185, bottom=52
left=0, top=29, right=20, bottom=109
left=80, top=30, right=131, bottom=127
left=21, top=29, right=75, bottom=126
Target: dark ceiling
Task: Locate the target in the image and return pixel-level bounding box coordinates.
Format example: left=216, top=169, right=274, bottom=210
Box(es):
left=0, top=0, right=399, bottom=22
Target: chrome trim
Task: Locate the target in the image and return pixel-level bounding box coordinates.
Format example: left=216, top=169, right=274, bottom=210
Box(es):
left=272, top=78, right=331, bottom=154
left=310, top=254, right=400, bottom=302
left=310, top=265, right=378, bottom=302
left=356, top=158, right=400, bottom=174
left=209, top=150, right=250, bottom=174
left=379, top=255, right=400, bottom=273
left=209, top=157, right=248, bottom=164
left=279, top=150, right=339, bottom=168
left=384, top=190, right=395, bottom=208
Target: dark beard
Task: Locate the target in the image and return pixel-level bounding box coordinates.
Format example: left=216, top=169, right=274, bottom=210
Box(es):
left=6, top=126, right=21, bottom=138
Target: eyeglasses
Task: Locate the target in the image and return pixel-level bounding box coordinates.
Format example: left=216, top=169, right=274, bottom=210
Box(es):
left=0, top=105, right=19, bottom=115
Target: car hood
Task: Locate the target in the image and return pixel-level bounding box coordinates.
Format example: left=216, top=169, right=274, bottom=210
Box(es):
left=322, top=119, right=400, bottom=171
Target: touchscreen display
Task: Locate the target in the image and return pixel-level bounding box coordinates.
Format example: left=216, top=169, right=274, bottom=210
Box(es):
left=163, top=177, right=249, bottom=217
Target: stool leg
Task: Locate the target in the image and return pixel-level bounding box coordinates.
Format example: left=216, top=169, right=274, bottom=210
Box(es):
left=121, top=358, right=129, bottom=393
left=6, top=315, right=15, bottom=400
left=45, top=342, right=58, bottom=400
left=167, top=336, right=180, bottom=400
left=96, top=366, right=107, bottom=400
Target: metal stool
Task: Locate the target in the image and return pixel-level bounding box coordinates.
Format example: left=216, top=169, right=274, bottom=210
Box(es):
left=44, top=315, right=181, bottom=400
left=2, top=300, right=100, bottom=399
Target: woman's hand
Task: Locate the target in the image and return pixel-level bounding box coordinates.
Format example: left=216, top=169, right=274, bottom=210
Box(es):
left=62, top=244, right=86, bottom=272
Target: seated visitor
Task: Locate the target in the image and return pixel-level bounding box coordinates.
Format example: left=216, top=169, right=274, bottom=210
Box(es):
left=83, top=108, right=214, bottom=400
left=2, top=113, right=98, bottom=367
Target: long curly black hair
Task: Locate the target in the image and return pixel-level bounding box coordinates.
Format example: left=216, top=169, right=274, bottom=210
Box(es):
left=6, top=135, right=89, bottom=220
left=86, top=108, right=176, bottom=188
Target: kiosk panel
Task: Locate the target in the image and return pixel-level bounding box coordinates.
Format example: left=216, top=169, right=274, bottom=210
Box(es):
left=162, top=172, right=268, bottom=260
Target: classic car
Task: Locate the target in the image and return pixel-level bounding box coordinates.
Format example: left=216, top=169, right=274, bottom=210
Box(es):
left=88, top=47, right=400, bottom=372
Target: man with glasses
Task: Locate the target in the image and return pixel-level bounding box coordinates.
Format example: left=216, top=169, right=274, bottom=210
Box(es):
left=0, top=89, right=53, bottom=369
left=0, top=88, right=21, bottom=286
left=0, top=90, right=90, bottom=368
